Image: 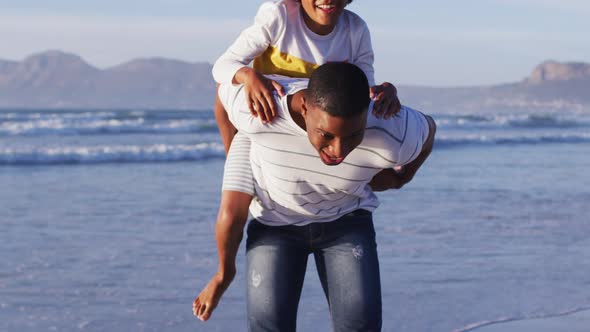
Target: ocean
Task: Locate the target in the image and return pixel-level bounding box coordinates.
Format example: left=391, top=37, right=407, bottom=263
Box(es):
left=1, top=108, right=589, bottom=331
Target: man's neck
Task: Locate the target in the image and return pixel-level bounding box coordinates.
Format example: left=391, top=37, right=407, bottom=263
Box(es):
left=288, top=90, right=307, bottom=131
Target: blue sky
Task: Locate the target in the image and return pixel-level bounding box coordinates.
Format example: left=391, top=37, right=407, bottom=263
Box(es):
left=0, top=0, right=588, bottom=86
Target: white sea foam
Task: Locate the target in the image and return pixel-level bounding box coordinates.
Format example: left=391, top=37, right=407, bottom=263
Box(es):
left=0, top=142, right=224, bottom=165
left=0, top=118, right=217, bottom=136
left=435, top=113, right=590, bottom=129
left=433, top=132, right=590, bottom=149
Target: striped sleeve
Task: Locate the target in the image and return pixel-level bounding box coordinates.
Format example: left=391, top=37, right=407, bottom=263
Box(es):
left=396, top=106, right=430, bottom=166
left=221, top=132, right=255, bottom=196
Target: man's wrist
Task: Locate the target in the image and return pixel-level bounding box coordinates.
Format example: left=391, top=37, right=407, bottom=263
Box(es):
left=216, top=266, right=236, bottom=283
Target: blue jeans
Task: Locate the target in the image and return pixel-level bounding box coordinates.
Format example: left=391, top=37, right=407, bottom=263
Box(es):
left=245, top=210, right=382, bottom=332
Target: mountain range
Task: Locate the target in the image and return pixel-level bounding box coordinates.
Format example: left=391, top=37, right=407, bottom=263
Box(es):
left=1, top=50, right=589, bottom=112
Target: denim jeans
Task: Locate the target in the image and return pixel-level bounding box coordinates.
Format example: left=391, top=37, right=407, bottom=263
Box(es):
left=245, top=210, right=382, bottom=332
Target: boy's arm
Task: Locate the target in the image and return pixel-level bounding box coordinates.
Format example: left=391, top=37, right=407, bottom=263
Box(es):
left=351, top=19, right=375, bottom=87
left=218, top=82, right=279, bottom=134
left=369, top=115, right=436, bottom=191
left=350, top=20, right=400, bottom=118
left=212, top=2, right=283, bottom=84
left=212, top=2, right=286, bottom=123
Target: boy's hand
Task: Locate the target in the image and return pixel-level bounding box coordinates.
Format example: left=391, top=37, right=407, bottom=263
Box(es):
left=244, top=71, right=285, bottom=123
left=370, top=82, right=401, bottom=119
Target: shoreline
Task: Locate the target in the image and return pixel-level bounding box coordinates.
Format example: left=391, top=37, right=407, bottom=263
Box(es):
left=456, top=307, right=590, bottom=332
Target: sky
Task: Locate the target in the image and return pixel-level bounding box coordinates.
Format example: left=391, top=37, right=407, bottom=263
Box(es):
left=0, top=0, right=588, bottom=86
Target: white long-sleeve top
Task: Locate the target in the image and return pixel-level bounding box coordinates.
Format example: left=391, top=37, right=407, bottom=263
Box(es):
left=212, top=0, right=375, bottom=85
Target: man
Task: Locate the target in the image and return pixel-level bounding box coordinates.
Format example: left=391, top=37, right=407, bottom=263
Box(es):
left=194, top=62, right=436, bottom=331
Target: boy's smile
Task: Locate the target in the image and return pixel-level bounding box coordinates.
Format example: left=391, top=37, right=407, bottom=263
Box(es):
left=300, top=0, right=347, bottom=35
left=316, top=2, right=337, bottom=14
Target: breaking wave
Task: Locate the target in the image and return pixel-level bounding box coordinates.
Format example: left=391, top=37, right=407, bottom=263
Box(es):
left=0, top=142, right=225, bottom=165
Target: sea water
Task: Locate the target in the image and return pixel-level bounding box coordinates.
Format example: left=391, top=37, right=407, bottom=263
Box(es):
left=1, top=109, right=589, bottom=331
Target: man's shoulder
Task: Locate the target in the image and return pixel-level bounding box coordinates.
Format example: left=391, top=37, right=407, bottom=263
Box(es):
left=268, top=75, right=309, bottom=94
left=218, top=83, right=246, bottom=113
left=218, top=76, right=308, bottom=134
left=354, top=105, right=429, bottom=168
left=364, top=105, right=428, bottom=146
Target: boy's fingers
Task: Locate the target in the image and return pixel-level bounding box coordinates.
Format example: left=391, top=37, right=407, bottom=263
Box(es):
left=247, top=97, right=257, bottom=117
left=271, top=80, right=285, bottom=97
left=382, top=99, right=394, bottom=119
left=264, top=93, right=277, bottom=120
left=375, top=91, right=384, bottom=101
left=373, top=101, right=384, bottom=118
left=258, top=97, right=271, bottom=123
left=253, top=99, right=264, bottom=120
left=374, top=92, right=386, bottom=117
left=369, top=85, right=380, bottom=98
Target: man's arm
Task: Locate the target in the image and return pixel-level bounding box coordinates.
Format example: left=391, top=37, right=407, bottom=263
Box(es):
left=193, top=190, right=252, bottom=321
left=214, top=84, right=238, bottom=155
left=369, top=115, right=436, bottom=191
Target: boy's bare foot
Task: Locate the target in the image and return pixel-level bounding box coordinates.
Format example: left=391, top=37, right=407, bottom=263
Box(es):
left=193, top=271, right=235, bottom=321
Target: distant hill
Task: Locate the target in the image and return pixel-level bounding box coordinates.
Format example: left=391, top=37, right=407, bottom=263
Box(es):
left=0, top=50, right=215, bottom=110
left=399, top=60, right=590, bottom=113
left=0, top=50, right=589, bottom=112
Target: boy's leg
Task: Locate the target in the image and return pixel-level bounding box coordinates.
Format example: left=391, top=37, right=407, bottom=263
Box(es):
left=246, top=221, right=309, bottom=332
left=314, top=212, right=382, bottom=332
left=214, top=83, right=238, bottom=155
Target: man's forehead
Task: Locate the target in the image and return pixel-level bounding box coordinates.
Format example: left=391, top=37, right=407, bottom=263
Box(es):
left=313, top=110, right=367, bottom=133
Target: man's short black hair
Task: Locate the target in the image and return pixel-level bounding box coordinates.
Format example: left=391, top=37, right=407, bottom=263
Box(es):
left=306, top=62, right=370, bottom=118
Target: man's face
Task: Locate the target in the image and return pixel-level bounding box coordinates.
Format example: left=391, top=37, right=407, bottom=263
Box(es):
left=302, top=103, right=367, bottom=166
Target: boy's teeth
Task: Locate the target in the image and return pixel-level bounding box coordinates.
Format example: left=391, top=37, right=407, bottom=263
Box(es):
left=317, top=4, right=335, bottom=9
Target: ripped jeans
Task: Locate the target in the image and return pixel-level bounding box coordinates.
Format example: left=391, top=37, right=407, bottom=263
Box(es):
left=245, top=210, right=382, bottom=332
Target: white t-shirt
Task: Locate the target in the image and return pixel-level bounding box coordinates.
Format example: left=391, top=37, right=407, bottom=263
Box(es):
left=212, top=0, right=375, bottom=85
left=219, top=76, right=429, bottom=226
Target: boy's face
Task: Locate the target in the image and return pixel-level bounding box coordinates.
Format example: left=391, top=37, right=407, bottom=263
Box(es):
left=302, top=102, right=367, bottom=166
left=300, top=0, right=348, bottom=33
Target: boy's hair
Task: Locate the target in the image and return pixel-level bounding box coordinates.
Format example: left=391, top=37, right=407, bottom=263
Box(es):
left=306, top=62, right=370, bottom=118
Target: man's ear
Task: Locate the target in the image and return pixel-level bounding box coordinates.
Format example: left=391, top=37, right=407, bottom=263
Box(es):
left=300, top=96, right=308, bottom=118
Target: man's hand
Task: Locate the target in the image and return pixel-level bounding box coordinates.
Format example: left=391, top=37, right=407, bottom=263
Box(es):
left=242, top=69, right=285, bottom=123
left=370, top=82, right=401, bottom=119
left=193, top=269, right=236, bottom=321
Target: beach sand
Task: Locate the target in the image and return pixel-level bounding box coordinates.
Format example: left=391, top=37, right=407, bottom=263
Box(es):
left=467, top=308, right=590, bottom=332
